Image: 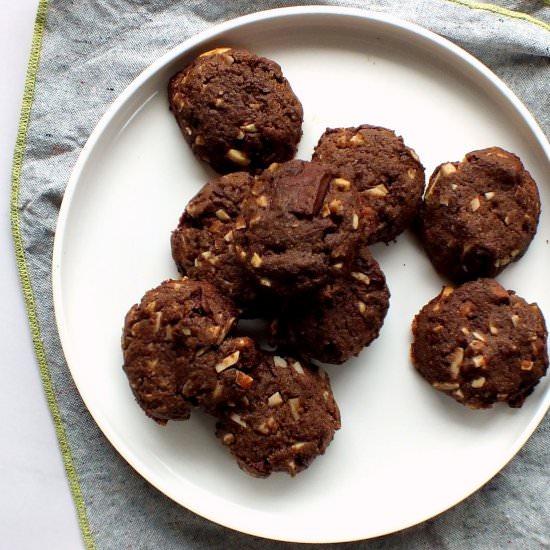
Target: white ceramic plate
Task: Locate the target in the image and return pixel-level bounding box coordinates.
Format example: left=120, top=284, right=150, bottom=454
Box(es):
left=53, top=6, right=550, bottom=543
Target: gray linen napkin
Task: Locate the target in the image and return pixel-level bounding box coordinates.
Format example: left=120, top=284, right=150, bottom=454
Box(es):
left=13, top=1, right=549, bottom=548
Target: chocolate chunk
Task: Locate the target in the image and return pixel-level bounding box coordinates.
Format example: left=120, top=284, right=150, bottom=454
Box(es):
left=234, top=160, right=363, bottom=295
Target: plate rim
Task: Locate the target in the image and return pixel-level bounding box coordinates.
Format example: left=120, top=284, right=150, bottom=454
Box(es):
left=52, top=5, right=550, bottom=543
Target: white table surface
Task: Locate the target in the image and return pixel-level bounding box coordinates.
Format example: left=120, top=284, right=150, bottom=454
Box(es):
left=0, top=2, right=84, bottom=549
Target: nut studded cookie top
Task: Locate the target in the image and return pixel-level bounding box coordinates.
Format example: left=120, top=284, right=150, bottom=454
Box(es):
left=411, top=279, right=548, bottom=409
left=233, top=160, right=364, bottom=295
left=312, top=125, right=425, bottom=244
left=171, top=171, right=260, bottom=312
left=168, top=47, right=303, bottom=174
left=417, top=147, right=540, bottom=282
left=122, top=278, right=256, bottom=422
left=215, top=352, right=340, bottom=478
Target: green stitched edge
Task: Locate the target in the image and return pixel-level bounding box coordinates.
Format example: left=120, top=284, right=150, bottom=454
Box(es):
left=445, top=0, right=550, bottom=31
left=9, top=1, right=96, bottom=549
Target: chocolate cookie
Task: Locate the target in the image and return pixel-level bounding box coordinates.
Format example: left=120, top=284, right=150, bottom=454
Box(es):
left=122, top=278, right=256, bottom=422
left=168, top=47, right=303, bottom=174
left=312, top=125, right=425, bottom=244
left=215, top=352, right=340, bottom=477
left=411, top=279, right=548, bottom=409
left=273, top=245, right=390, bottom=364
left=234, top=160, right=363, bottom=295
left=171, top=172, right=259, bottom=312
left=180, top=335, right=259, bottom=415
left=417, top=147, right=541, bottom=282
